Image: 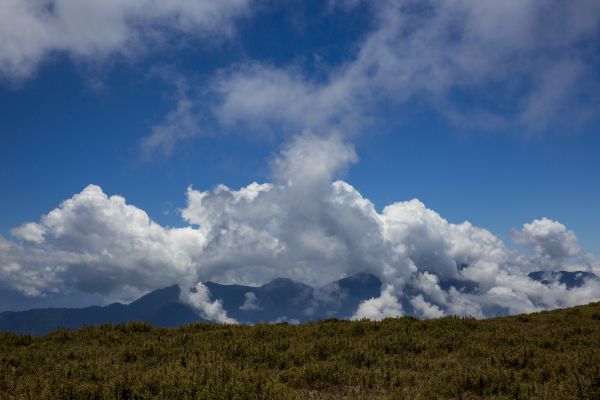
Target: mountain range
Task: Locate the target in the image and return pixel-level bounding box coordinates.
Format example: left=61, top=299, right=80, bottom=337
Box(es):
left=0, top=272, right=381, bottom=335
left=0, top=270, right=596, bottom=335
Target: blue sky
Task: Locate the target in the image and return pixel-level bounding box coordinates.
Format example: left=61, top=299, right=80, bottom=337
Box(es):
left=1, top=1, right=600, bottom=317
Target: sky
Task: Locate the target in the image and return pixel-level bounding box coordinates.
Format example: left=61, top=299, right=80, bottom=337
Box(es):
left=1, top=0, right=600, bottom=321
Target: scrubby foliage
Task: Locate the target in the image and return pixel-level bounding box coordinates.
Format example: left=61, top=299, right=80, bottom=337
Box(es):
left=1, top=303, right=600, bottom=399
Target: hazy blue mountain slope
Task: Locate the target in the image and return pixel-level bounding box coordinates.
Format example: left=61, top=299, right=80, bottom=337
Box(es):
left=0, top=285, right=199, bottom=335
left=3, top=270, right=593, bottom=335
left=0, top=273, right=383, bottom=334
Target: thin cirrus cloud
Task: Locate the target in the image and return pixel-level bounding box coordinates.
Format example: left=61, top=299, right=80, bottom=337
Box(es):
left=0, top=0, right=252, bottom=80
left=4, top=133, right=600, bottom=322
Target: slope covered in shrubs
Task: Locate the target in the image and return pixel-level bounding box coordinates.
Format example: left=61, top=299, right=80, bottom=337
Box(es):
left=1, top=302, right=600, bottom=399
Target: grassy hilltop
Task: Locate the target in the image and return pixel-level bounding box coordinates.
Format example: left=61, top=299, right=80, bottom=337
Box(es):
left=1, top=303, right=600, bottom=399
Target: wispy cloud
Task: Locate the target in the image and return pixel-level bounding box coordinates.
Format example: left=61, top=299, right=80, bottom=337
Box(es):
left=3, top=2, right=599, bottom=156
left=140, top=92, right=203, bottom=159
left=211, top=0, right=600, bottom=136
left=0, top=0, right=253, bottom=81
left=133, top=1, right=600, bottom=157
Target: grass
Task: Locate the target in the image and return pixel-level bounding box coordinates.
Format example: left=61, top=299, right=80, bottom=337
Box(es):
left=1, top=303, right=600, bottom=399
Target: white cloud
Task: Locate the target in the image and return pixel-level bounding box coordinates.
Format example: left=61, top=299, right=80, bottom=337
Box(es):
left=11, top=222, right=46, bottom=243
left=214, top=63, right=369, bottom=136
left=0, top=0, right=252, bottom=80
left=211, top=0, right=600, bottom=138
left=2, top=133, right=600, bottom=321
left=353, top=286, right=404, bottom=320
left=135, top=1, right=600, bottom=157
left=410, top=294, right=444, bottom=319
left=272, top=132, right=358, bottom=187
left=1, top=184, right=210, bottom=310
left=182, top=281, right=236, bottom=323
left=512, top=218, right=583, bottom=269
left=239, top=291, right=262, bottom=311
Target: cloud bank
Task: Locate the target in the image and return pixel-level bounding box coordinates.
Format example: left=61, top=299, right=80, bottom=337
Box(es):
left=3, top=133, right=599, bottom=322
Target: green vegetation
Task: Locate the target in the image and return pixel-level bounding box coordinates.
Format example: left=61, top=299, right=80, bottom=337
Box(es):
left=2, top=303, right=600, bottom=399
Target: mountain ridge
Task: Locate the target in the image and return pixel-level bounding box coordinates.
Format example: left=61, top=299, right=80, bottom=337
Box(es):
left=1, top=270, right=597, bottom=335
left=0, top=272, right=383, bottom=335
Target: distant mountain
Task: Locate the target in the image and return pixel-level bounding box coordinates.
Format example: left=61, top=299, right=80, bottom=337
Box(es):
left=0, top=273, right=382, bottom=335
left=528, top=270, right=598, bottom=289
left=0, top=285, right=200, bottom=335
left=4, top=270, right=592, bottom=335
left=207, top=271, right=382, bottom=323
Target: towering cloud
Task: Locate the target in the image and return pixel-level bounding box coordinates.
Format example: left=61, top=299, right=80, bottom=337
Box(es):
left=3, top=133, right=599, bottom=321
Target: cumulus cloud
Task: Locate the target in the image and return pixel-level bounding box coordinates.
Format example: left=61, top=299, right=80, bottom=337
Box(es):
left=1, top=184, right=212, bottom=316
left=0, top=0, right=252, bottom=80
left=11, top=222, right=46, bottom=244
left=2, top=133, right=600, bottom=321
left=512, top=218, right=583, bottom=269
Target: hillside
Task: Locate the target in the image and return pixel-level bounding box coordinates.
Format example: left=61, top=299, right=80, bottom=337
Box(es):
left=1, top=302, right=600, bottom=399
